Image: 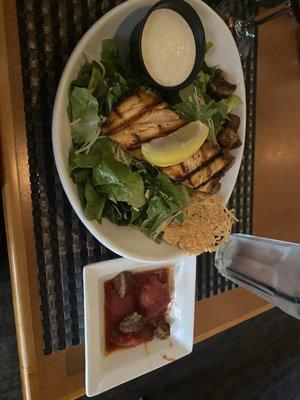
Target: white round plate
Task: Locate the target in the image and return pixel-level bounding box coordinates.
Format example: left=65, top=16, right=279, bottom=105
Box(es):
left=52, top=0, right=246, bottom=263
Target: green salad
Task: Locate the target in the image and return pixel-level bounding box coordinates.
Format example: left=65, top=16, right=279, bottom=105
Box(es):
left=68, top=39, right=241, bottom=242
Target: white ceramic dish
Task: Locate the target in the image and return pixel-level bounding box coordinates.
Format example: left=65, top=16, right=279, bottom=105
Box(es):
left=52, top=0, right=246, bottom=263
left=83, top=256, right=196, bottom=397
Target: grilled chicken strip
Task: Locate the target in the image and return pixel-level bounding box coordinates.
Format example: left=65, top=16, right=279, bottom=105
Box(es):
left=132, top=140, right=233, bottom=194
left=104, top=91, right=185, bottom=149
left=110, top=121, right=185, bottom=149
left=183, top=152, right=235, bottom=189
left=161, top=141, right=220, bottom=181
left=105, top=91, right=237, bottom=194
left=109, top=111, right=185, bottom=149
left=200, top=178, right=221, bottom=194
left=103, top=91, right=165, bottom=134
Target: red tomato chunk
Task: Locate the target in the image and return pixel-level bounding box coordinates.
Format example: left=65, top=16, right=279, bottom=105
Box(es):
left=106, top=285, right=134, bottom=322
left=138, top=275, right=171, bottom=318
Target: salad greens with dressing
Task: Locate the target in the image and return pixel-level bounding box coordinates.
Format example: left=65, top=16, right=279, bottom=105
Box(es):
left=68, top=39, right=241, bottom=242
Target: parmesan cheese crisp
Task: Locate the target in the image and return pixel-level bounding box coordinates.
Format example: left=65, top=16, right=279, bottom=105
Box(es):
left=163, top=193, right=236, bottom=255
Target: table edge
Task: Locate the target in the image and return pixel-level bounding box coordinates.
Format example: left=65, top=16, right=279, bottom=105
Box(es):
left=0, top=2, right=41, bottom=399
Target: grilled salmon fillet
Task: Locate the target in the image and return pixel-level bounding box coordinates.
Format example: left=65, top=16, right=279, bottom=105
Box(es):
left=104, top=91, right=185, bottom=149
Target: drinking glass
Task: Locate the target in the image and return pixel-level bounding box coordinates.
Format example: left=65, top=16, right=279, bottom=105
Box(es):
left=215, top=234, right=300, bottom=319
left=216, top=0, right=300, bottom=59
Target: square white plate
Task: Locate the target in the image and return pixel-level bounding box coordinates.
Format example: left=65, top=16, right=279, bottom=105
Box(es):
left=84, top=256, right=196, bottom=397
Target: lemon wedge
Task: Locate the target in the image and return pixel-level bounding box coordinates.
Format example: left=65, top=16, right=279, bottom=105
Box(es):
left=141, top=121, right=209, bottom=167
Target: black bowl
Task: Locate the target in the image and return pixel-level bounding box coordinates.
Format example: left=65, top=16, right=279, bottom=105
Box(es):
left=130, top=0, right=206, bottom=91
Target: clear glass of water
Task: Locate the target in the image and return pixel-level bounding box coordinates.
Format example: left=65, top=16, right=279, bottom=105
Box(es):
left=215, top=234, right=300, bottom=319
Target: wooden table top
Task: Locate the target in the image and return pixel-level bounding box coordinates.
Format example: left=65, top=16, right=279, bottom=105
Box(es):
left=1, top=1, right=299, bottom=399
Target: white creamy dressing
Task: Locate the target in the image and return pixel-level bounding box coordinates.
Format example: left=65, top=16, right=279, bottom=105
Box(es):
left=141, top=9, right=196, bottom=87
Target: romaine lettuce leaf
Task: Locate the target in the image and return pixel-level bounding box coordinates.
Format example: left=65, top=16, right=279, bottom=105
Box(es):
left=174, top=94, right=242, bottom=146
left=70, top=138, right=191, bottom=238
left=69, top=87, right=100, bottom=144
left=140, top=195, right=174, bottom=241
left=71, top=62, right=93, bottom=88
left=106, top=73, right=129, bottom=113
left=71, top=61, right=104, bottom=95
left=219, top=95, right=243, bottom=114
left=101, top=39, right=125, bottom=83
left=92, top=157, right=145, bottom=209
left=69, top=87, right=99, bottom=121
left=88, top=66, right=102, bottom=94
left=72, top=153, right=100, bottom=168
left=133, top=174, right=190, bottom=240
left=173, top=101, right=199, bottom=122
left=72, top=169, right=90, bottom=184
left=103, top=200, right=132, bottom=226
left=84, top=180, right=106, bottom=221
left=152, top=172, right=190, bottom=209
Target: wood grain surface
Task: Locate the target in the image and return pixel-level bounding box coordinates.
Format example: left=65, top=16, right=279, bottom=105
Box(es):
left=254, top=13, right=300, bottom=242
left=0, top=1, right=299, bottom=399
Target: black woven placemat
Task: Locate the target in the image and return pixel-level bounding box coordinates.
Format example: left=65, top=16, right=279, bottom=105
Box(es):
left=16, top=0, right=257, bottom=353
left=196, top=0, right=257, bottom=300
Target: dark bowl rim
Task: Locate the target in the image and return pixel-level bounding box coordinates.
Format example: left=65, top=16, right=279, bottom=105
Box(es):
left=134, top=0, right=206, bottom=91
